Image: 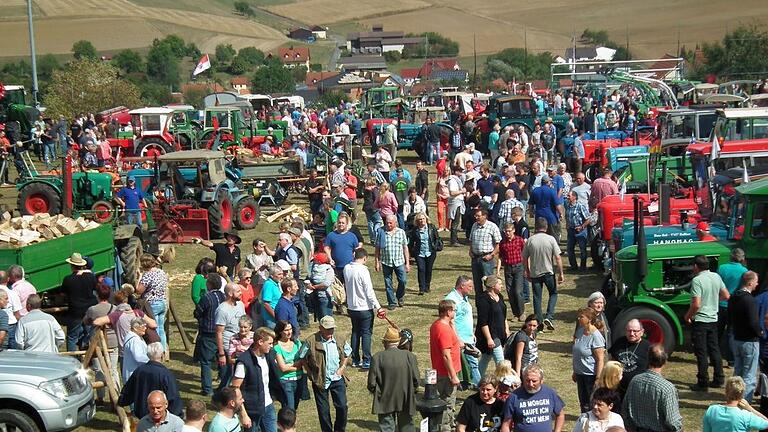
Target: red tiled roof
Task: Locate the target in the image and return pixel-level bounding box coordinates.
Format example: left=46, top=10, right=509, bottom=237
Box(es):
left=647, top=54, right=680, bottom=80
left=278, top=46, right=310, bottom=63
left=230, top=76, right=250, bottom=86
left=418, top=58, right=458, bottom=78
left=400, top=68, right=420, bottom=79
left=305, top=71, right=339, bottom=88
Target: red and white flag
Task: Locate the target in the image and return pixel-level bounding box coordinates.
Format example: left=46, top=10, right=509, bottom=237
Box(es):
left=192, top=54, right=211, bottom=76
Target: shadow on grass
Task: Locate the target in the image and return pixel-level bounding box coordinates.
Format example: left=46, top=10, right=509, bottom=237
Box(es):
left=348, top=418, right=382, bottom=429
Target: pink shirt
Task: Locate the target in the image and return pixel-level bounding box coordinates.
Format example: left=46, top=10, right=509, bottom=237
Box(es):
left=228, top=331, right=254, bottom=358
left=13, top=279, right=37, bottom=316
left=375, top=191, right=399, bottom=217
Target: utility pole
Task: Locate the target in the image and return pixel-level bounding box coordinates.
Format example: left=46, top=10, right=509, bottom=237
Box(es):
left=26, top=0, right=39, bottom=107
left=524, top=27, right=528, bottom=78
left=625, top=25, right=630, bottom=60
left=473, top=33, right=477, bottom=91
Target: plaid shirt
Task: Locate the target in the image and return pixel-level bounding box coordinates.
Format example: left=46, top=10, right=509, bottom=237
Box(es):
left=499, top=236, right=525, bottom=265
left=193, top=290, right=225, bottom=334
left=377, top=227, right=408, bottom=267
left=565, top=200, right=590, bottom=229
left=469, top=221, right=502, bottom=255
left=497, top=198, right=524, bottom=227
left=369, top=169, right=386, bottom=185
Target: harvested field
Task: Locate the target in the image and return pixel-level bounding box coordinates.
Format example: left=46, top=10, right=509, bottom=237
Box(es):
left=264, top=0, right=430, bottom=24
left=0, top=0, right=287, bottom=57
left=357, top=0, right=768, bottom=57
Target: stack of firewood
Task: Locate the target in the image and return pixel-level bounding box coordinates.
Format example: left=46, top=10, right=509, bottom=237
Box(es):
left=0, top=213, right=100, bottom=246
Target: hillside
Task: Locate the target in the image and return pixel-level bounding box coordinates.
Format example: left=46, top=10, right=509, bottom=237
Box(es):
left=1, top=0, right=767, bottom=64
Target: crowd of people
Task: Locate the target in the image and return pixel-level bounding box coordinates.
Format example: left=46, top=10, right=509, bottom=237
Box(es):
left=4, top=90, right=768, bottom=432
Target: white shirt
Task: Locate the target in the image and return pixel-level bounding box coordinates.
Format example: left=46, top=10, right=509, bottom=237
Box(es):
left=343, top=261, right=381, bottom=311
left=256, top=355, right=273, bottom=406
left=0, top=285, right=21, bottom=325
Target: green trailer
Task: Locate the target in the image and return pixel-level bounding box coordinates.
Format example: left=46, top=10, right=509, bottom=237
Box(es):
left=0, top=224, right=115, bottom=294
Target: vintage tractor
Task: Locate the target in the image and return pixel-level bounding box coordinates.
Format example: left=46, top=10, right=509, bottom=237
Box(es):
left=166, top=105, right=202, bottom=150
left=0, top=83, right=39, bottom=143
left=485, top=94, right=569, bottom=135
left=107, top=107, right=182, bottom=157
left=608, top=178, right=768, bottom=355
left=360, top=86, right=400, bottom=118
left=151, top=150, right=259, bottom=242
left=199, top=106, right=285, bottom=150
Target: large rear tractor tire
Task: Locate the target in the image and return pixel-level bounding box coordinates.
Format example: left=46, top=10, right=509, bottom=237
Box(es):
left=235, top=197, right=259, bottom=230
left=118, top=235, right=143, bottom=286
left=612, top=306, right=676, bottom=356
left=137, top=138, right=173, bottom=157
left=207, top=190, right=234, bottom=238
left=91, top=200, right=115, bottom=224
left=18, top=182, right=62, bottom=216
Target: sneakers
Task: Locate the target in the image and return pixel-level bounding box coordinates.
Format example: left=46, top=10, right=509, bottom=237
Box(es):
left=397, top=298, right=404, bottom=307
left=360, top=361, right=371, bottom=370
left=543, top=319, right=555, bottom=331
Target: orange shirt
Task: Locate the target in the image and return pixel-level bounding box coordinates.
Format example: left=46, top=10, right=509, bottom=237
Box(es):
left=429, top=318, right=461, bottom=378
left=240, top=283, right=256, bottom=315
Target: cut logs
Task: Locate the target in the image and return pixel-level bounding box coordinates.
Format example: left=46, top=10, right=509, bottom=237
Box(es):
left=0, top=213, right=100, bottom=246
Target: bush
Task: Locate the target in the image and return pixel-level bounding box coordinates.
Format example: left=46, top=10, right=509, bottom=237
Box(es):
left=401, top=32, right=458, bottom=59
left=383, top=51, right=401, bottom=63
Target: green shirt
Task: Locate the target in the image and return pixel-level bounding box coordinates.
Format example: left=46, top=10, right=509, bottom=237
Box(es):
left=274, top=340, right=304, bottom=380
left=691, top=270, right=725, bottom=323
left=190, top=274, right=207, bottom=305
left=717, top=262, right=748, bottom=308
left=208, top=412, right=241, bottom=432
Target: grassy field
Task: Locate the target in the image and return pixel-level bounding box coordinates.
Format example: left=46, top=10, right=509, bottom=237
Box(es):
left=40, top=149, right=729, bottom=432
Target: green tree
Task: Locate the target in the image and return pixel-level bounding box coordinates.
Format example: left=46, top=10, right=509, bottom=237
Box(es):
left=138, top=82, right=174, bottom=106
left=183, top=85, right=211, bottom=109
left=698, top=25, right=768, bottom=79
left=292, top=66, right=307, bottom=83
left=112, top=49, right=144, bottom=74
left=156, top=34, right=188, bottom=58
left=485, top=48, right=554, bottom=80
left=383, top=51, right=401, bottom=63
left=252, top=62, right=294, bottom=93
left=234, top=1, right=254, bottom=16
left=237, top=47, right=265, bottom=66
left=186, top=42, right=202, bottom=59
left=580, top=28, right=632, bottom=61
left=38, top=54, right=60, bottom=81
left=43, top=59, right=141, bottom=118
left=146, top=43, right=181, bottom=89
left=229, top=55, right=251, bottom=75
left=318, top=90, right=346, bottom=109
left=401, top=32, right=459, bottom=58
left=309, top=63, right=323, bottom=72
left=72, top=40, right=98, bottom=60
left=215, top=44, right=236, bottom=65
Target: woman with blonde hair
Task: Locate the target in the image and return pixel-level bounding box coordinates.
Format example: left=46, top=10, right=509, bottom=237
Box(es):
left=572, top=307, right=606, bottom=413
left=407, top=212, right=441, bottom=295
left=702, top=376, right=768, bottom=431
left=595, top=360, right=623, bottom=391
left=136, top=253, right=169, bottom=349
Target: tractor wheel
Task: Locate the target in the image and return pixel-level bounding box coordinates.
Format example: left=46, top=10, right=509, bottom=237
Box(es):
left=177, top=134, right=192, bottom=150
left=118, top=235, right=143, bottom=286
left=584, top=163, right=600, bottom=182
left=137, top=138, right=173, bottom=157
left=18, top=182, right=61, bottom=216
left=91, top=200, right=115, bottom=224
left=612, top=306, right=676, bottom=356
left=207, top=190, right=233, bottom=238
left=235, top=197, right=259, bottom=230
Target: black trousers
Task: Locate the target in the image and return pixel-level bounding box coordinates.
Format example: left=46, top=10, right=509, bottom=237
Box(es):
left=691, top=321, right=724, bottom=386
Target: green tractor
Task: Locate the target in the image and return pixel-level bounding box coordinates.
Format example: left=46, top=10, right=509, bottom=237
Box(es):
left=166, top=105, right=202, bottom=150
left=0, top=84, right=39, bottom=143
left=608, top=179, right=768, bottom=355
left=360, top=86, right=400, bottom=118
left=199, top=106, right=285, bottom=149
left=485, top=95, right=569, bottom=135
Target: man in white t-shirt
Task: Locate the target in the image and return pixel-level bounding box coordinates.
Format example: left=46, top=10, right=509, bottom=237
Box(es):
left=231, top=327, right=286, bottom=432
left=447, top=165, right=467, bottom=247
left=181, top=399, right=208, bottom=432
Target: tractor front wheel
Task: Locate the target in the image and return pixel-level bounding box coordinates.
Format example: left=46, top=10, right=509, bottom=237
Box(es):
left=18, top=182, right=62, bottom=216
left=612, top=306, right=676, bottom=356
left=91, top=200, right=115, bottom=224
left=118, top=235, right=143, bottom=286
left=137, top=138, right=173, bottom=157
left=207, top=190, right=233, bottom=238
left=235, top=197, right=259, bottom=230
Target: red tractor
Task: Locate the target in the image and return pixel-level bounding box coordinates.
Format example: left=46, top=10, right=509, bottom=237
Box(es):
left=108, top=107, right=182, bottom=157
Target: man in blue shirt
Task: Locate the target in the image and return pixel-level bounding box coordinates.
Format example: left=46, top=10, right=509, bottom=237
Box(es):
left=717, top=248, right=748, bottom=364
left=116, top=176, right=147, bottom=228
left=529, top=175, right=560, bottom=238
left=571, top=129, right=585, bottom=175
left=501, top=364, right=564, bottom=432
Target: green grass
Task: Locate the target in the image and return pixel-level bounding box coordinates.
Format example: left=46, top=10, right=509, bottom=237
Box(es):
left=73, top=150, right=722, bottom=431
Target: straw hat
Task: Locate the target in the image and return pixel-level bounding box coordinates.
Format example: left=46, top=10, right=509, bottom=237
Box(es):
left=383, top=326, right=400, bottom=344
left=65, top=252, right=87, bottom=267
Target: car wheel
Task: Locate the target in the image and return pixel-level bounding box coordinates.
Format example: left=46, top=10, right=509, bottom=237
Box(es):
left=0, top=409, right=41, bottom=432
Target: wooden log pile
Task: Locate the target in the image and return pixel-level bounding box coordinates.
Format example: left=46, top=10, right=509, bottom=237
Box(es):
left=0, top=212, right=100, bottom=246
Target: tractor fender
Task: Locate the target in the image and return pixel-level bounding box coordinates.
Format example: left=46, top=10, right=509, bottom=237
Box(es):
left=622, top=296, right=684, bottom=345
left=113, top=224, right=142, bottom=241
left=18, top=178, right=63, bottom=195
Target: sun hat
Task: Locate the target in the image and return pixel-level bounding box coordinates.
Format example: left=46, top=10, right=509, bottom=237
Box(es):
left=65, top=252, right=87, bottom=267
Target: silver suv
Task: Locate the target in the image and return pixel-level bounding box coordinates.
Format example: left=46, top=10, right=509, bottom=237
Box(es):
left=0, top=350, right=95, bottom=431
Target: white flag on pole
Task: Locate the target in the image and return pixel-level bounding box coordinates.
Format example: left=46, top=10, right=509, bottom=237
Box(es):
left=193, top=54, right=211, bottom=76
left=710, top=135, right=720, bottom=162
left=743, top=159, right=750, bottom=184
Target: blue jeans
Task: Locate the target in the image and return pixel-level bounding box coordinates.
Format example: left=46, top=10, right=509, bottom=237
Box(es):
left=58, top=135, right=68, bottom=156
left=150, top=300, right=167, bottom=348
left=66, top=321, right=87, bottom=352
left=504, top=263, right=525, bottom=317
left=478, top=345, right=504, bottom=377
left=349, top=309, right=374, bottom=365
left=280, top=377, right=305, bottom=410
left=531, top=273, right=557, bottom=322
left=382, top=264, right=407, bottom=307
left=471, top=256, right=495, bottom=303
left=126, top=210, right=142, bottom=228
left=366, top=211, right=383, bottom=244
left=247, top=403, right=277, bottom=432
left=731, top=338, right=760, bottom=402
left=192, top=332, right=220, bottom=395
left=43, top=142, right=56, bottom=169
left=415, top=254, right=436, bottom=293
left=294, top=291, right=309, bottom=328
left=4, top=323, right=17, bottom=350
left=463, top=352, right=481, bottom=387
left=312, top=291, right=333, bottom=321
left=313, top=379, right=348, bottom=432
left=567, top=228, right=588, bottom=270
left=427, top=141, right=439, bottom=165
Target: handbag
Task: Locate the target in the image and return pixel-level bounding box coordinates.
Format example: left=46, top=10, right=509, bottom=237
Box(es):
left=432, top=226, right=444, bottom=252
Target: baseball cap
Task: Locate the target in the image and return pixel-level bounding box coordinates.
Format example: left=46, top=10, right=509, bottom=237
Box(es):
left=275, top=260, right=291, bottom=272
left=320, top=315, right=336, bottom=329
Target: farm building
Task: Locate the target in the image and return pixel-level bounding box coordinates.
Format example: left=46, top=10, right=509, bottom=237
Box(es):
left=230, top=76, right=251, bottom=94
left=310, top=25, right=327, bottom=39
left=338, top=55, right=387, bottom=72
left=288, top=27, right=315, bottom=42
left=346, top=25, right=424, bottom=55
left=277, top=46, right=311, bottom=69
